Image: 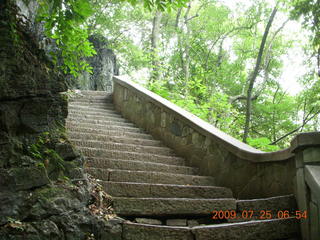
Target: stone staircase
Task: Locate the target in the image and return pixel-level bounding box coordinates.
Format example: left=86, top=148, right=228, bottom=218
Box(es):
left=66, top=91, right=300, bottom=240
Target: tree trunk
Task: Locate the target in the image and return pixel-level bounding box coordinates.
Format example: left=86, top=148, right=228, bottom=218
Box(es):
left=150, top=10, right=162, bottom=83
left=242, top=7, right=277, bottom=143
left=182, top=3, right=191, bottom=94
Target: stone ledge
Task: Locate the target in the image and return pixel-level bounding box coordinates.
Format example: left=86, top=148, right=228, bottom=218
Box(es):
left=291, top=132, right=320, bottom=153
left=305, top=165, right=320, bottom=201
left=113, top=76, right=295, bottom=163
left=113, top=76, right=297, bottom=198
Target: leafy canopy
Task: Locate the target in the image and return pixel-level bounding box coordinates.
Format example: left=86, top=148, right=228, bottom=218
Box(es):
left=36, top=0, right=189, bottom=76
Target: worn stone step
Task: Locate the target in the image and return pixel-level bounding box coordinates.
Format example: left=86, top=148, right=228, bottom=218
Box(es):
left=69, top=100, right=114, bottom=109
left=66, top=122, right=144, bottom=134
left=67, top=112, right=128, bottom=123
left=69, top=96, right=113, bottom=101
left=69, top=102, right=116, bottom=110
left=102, top=182, right=232, bottom=199
left=69, top=96, right=112, bottom=101
left=69, top=97, right=112, bottom=103
left=69, top=95, right=112, bottom=102
left=123, top=222, right=193, bottom=240
left=68, top=109, right=121, bottom=118
left=193, top=218, right=299, bottom=240
left=68, top=105, right=118, bottom=114
left=122, top=218, right=298, bottom=240
left=67, top=132, right=162, bottom=146
left=236, top=195, right=297, bottom=214
left=86, top=168, right=215, bottom=186
left=73, top=90, right=111, bottom=96
left=67, top=118, right=134, bottom=128
left=71, top=140, right=174, bottom=156
left=67, top=132, right=160, bottom=146
left=79, top=148, right=185, bottom=165
left=108, top=169, right=215, bottom=185
left=68, top=109, right=122, bottom=118
left=113, top=197, right=236, bottom=216
left=68, top=113, right=124, bottom=123
left=67, top=128, right=154, bottom=140
left=85, top=158, right=198, bottom=174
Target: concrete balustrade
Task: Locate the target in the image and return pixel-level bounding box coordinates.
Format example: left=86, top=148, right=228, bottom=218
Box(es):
left=113, top=76, right=320, bottom=239
left=291, top=133, right=320, bottom=240
left=113, top=76, right=298, bottom=199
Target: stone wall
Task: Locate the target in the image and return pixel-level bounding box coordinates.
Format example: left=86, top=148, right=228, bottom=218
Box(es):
left=0, top=2, right=119, bottom=239
left=113, top=76, right=296, bottom=199
left=291, top=133, right=320, bottom=240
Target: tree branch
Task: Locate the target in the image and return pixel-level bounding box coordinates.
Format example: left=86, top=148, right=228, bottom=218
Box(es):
left=270, top=108, right=320, bottom=145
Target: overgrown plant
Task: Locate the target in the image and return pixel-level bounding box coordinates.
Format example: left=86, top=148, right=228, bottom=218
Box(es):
left=27, top=132, right=66, bottom=178
left=37, top=0, right=96, bottom=76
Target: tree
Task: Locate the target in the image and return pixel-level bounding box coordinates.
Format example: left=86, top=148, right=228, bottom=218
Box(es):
left=36, top=0, right=190, bottom=76
left=242, top=6, right=278, bottom=143
left=36, top=0, right=313, bottom=151
left=150, top=10, right=162, bottom=83
left=290, top=0, right=320, bottom=76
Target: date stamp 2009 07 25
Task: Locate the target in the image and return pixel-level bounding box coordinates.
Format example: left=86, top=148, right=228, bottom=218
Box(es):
left=211, top=210, right=307, bottom=220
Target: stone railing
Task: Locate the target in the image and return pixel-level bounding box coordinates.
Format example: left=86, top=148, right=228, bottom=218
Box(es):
left=291, top=133, right=320, bottom=240
left=113, top=76, right=320, bottom=239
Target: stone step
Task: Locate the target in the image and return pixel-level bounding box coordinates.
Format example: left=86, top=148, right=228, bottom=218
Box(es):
left=86, top=168, right=215, bottom=185
left=67, top=132, right=161, bottom=146
left=122, top=218, right=299, bottom=240
left=69, top=96, right=112, bottom=103
left=71, top=140, right=175, bottom=156
left=68, top=106, right=119, bottom=114
left=68, top=108, right=122, bottom=119
left=79, top=148, right=186, bottom=165
left=193, top=218, right=299, bottom=240
left=66, top=123, right=144, bottom=134
left=69, top=101, right=114, bottom=107
left=69, top=102, right=116, bottom=110
left=67, top=128, right=154, bottom=140
left=73, top=90, right=111, bottom=96
left=113, top=197, right=236, bottom=216
left=69, top=95, right=112, bottom=101
left=69, top=96, right=113, bottom=101
left=236, top=195, right=297, bottom=215
left=85, top=158, right=198, bottom=174
left=123, top=222, right=193, bottom=240
left=66, top=118, right=134, bottom=128
left=68, top=110, right=121, bottom=118
left=67, top=112, right=128, bottom=123
left=102, top=182, right=233, bottom=199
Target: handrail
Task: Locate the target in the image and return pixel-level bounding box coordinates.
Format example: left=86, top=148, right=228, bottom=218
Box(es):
left=305, top=165, right=320, bottom=201
left=114, top=76, right=293, bottom=162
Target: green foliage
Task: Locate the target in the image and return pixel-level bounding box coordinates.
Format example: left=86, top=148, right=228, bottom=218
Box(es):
left=289, top=0, right=320, bottom=76
left=34, top=0, right=190, bottom=76
left=112, top=0, right=316, bottom=151
left=30, top=0, right=318, bottom=151
left=290, top=0, right=320, bottom=46
left=37, top=0, right=96, bottom=76
left=247, top=137, right=280, bottom=152
left=5, top=217, right=24, bottom=231
left=28, top=132, right=66, bottom=174
left=124, top=0, right=188, bottom=11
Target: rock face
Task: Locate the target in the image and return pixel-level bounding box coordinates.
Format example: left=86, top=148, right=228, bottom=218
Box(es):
left=0, top=1, right=119, bottom=239
left=75, top=35, right=119, bottom=92
left=15, top=0, right=118, bottom=92
left=15, top=0, right=59, bottom=61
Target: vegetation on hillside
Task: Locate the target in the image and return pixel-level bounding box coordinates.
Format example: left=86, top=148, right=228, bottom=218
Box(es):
left=35, top=0, right=319, bottom=151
